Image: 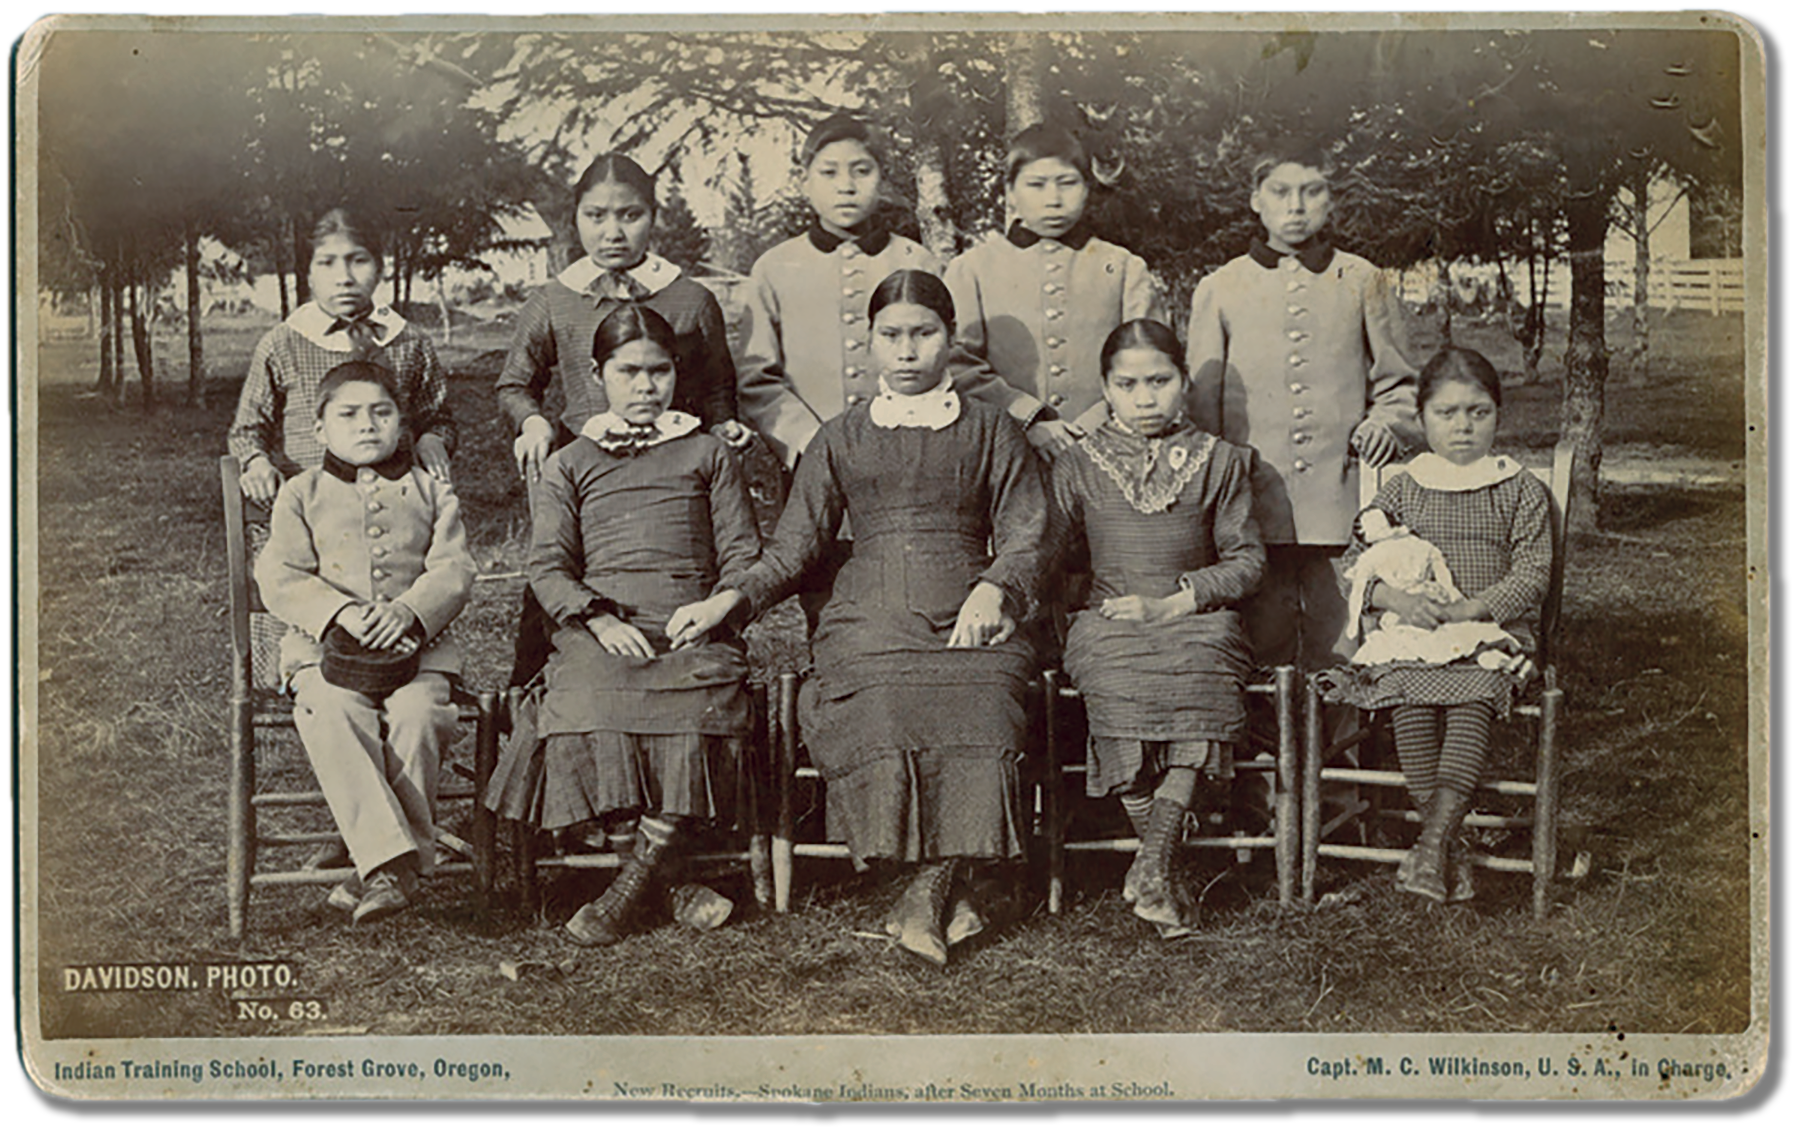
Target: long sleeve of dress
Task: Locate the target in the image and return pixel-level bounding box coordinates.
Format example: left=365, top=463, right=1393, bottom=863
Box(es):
left=413, top=337, right=460, bottom=457
left=722, top=439, right=845, bottom=618
left=1475, top=476, right=1553, bottom=626
left=692, top=290, right=739, bottom=429
left=392, top=481, right=476, bottom=639
left=1179, top=445, right=1266, bottom=612
left=944, top=254, right=1047, bottom=425
left=734, top=259, right=822, bottom=467
left=495, top=288, right=558, bottom=431
left=707, top=444, right=763, bottom=581
left=228, top=331, right=284, bottom=469
left=1045, top=450, right=1090, bottom=583
left=975, top=414, right=1050, bottom=617
left=526, top=453, right=609, bottom=624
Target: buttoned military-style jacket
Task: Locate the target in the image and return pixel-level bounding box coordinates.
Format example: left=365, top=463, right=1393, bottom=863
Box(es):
left=1187, top=241, right=1420, bottom=546
left=945, top=227, right=1163, bottom=431
left=736, top=226, right=941, bottom=468
left=256, top=454, right=476, bottom=683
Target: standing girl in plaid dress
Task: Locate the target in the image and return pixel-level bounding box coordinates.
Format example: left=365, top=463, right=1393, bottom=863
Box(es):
left=1319, top=347, right=1552, bottom=903
left=230, top=208, right=457, bottom=506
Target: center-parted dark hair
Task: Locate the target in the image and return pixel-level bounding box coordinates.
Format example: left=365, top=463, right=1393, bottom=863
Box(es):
left=801, top=112, right=884, bottom=172
left=867, top=269, right=956, bottom=331
left=571, top=153, right=658, bottom=221
left=1100, top=319, right=1186, bottom=380
left=315, top=360, right=402, bottom=419
left=311, top=208, right=385, bottom=271
left=1250, top=140, right=1337, bottom=193
left=1417, top=346, right=1504, bottom=412
left=1005, top=124, right=1091, bottom=187
left=591, top=302, right=680, bottom=370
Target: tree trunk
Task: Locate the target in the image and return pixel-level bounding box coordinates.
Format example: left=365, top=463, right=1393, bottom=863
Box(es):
left=530, top=189, right=579, bottom=274
left=1434, top=255, right=1454, bottom=345
left=437, top=273, right=453, bottom=348
left=911, top=136, right=958, bottom=262
left=1523, top=245, right=1546, bottom=386
left=275, top=223, right=291, bottom=318
left=291, top=216, right=311, bottom=307
left=1629, top=163, right=1651, bottom=385
left=128, top=277, right=155, bottom=410
left=1005, top=31, right=1049, bottom=138
left=94, top=277, right=115, bottom=396
left=185, top=221, right=205, bottom=407
left=109, top=276, right=125, bottom=406
left=1562, top=190, right=1610, bottom=534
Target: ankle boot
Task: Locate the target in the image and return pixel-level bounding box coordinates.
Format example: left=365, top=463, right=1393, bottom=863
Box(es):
left=1396, top=788, right=1468, bottom=904
left=565, top=817, right=676, bottom=947
left=1122, top=798, right=1196, bottom=934
left=890, top=861, right=955, bottom=966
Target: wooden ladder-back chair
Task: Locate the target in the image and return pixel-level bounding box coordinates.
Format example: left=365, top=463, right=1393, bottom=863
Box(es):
left=1300, top=442, right=1573, bottom=918
left=1041, top=666, right=1301, bottom=912
left=221, top=455, right=501, bottom=938
left=768, top=670, right=838, bottom=912
left=497, top=683, right=777, bottom=918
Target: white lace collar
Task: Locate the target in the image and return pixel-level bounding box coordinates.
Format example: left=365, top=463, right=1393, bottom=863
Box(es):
left=1405, top=451, right=1524, bottom=491
left=579, top=409, right=700, bottom=453
left=557, top=252, right=683, bottom=299
left=286, top=301, right=407, bottom=351
left=869, top=374, right=960, bottom=431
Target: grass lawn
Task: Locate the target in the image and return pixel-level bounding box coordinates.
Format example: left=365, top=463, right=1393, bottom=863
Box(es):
left=27, top=306, right=1753, bottom=1038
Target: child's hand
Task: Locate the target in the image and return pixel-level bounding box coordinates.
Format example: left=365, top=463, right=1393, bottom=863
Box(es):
left=359, top=602, right=418, bottom=651
left=1439, top=598, right=1491, bottom=624
left=239, top=456, right=284, bottom=506
left=1351, top=419, right=1401, bottom=467
left=415, top=433, right=452, bottom=482
left=587, top=613, right=655, bottom=658
left=1026, top=418, right=1084, bottom=460
left=1381, top=588, right=1447, bottom=630
left=514, top=416, right=557, bottom=482
left=948, top=581, right=1015, bottom=648
left=1100, top=587, right=1194, bottom=625
left=666, top=591, right=742, bottom=651
left=710, top=420, right=757, bottom=450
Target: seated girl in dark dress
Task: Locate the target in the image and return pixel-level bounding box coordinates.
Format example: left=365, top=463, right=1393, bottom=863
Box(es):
left=669, top=270, right=1048, bottom=965
left=485, top=304, right=762, bottom=947
left=1048, top=319, right=1264, bottom=935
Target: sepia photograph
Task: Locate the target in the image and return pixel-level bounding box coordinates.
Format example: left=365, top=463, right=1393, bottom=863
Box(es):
left=12, top=7, right=1769, bottom=1103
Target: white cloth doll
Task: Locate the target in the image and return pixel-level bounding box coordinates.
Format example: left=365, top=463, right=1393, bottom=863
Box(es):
left=1344, top=507, right=1524, bottom=671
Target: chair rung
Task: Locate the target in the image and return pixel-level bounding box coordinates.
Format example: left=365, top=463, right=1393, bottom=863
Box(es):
left=1378, top=808, right=1532, bottom=830
left=253, top=791, right=326, bottom=807
left=1315, top=844, right=1533, bottom=874
left=252, top=706, right=481, bottom=728
left=251, top=862, right=476, bottom=887
left=529, top=850, right=752, bottom=871
left=1064, top=835, right=1277, bottom=853
left=1513, top=705, right=1542, bottom=719
left=1316, top=768, right=1540, bottom=796
left=791, top=843, right=855, bottom=859
left=258, top=831, right=339, bottom=846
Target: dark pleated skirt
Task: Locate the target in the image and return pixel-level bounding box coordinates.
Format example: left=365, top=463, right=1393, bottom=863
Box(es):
left=1087, top=737, right=1230, bottom=798
left=1064, top=608, right=1252, bottom=742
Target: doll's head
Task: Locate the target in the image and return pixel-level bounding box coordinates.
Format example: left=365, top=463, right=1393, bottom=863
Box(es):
left=1354, top=506, right=1407, bottom=545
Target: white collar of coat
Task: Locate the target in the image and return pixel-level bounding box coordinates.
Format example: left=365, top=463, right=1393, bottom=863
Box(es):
left=579, top=408, right=700, bottom=448
left=286, top=301, right=407, bottom=351
left=1404, top=451, right=1524, bottom=491
left=870, top=373, right=960, bottom=430
left=557, top=252, right=682, bottom=298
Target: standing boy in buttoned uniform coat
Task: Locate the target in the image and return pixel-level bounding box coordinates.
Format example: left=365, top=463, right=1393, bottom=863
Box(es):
left=737, top=113, right=940, bottom=472
left=1187, top=144, right=1420, bottom=671
left=257, top=361, right=476, bottom=925
left=945, top=124, right=1164, bottom=463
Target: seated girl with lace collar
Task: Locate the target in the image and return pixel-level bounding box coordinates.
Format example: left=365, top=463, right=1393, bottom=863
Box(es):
left=1045, top=319, right=1266, bottom=938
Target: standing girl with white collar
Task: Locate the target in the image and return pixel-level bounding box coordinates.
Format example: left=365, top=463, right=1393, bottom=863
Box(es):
left=498, top=153, right=748, bottom=485
left=485, top=303, right=762, bottom=948
left=230, top=208, right=457, bottom=506
left=1320, top=347, right=1553, bottom=904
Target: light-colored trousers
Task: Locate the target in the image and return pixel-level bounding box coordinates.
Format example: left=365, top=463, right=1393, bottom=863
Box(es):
left=291, top=668, right=461, bottom=879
